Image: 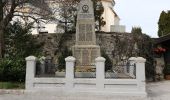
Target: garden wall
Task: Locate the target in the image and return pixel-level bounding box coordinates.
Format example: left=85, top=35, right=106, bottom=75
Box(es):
left=35, top=32, right=134, bottom=71
left=35, top=32, right=154, bottom=75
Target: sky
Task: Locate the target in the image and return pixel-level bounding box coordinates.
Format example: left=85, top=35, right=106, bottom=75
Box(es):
left=114, top=0, right=170, bottom=38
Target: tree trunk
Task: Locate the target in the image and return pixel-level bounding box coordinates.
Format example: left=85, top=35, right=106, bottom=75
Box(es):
left=0, top=28, right=4, bottom=58
left=0, top=0, right=4, bottom=58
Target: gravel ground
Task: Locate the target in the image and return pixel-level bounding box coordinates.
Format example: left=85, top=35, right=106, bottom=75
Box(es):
left=0, top=81, right=170, bottom=100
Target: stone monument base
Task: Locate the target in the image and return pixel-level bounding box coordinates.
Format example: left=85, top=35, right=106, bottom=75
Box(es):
left=72, top=45, right=100, bottom=68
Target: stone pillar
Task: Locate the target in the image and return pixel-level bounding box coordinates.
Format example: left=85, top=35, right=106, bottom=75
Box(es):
left=65, top=56, right=76, bottom=89
left=95, top=57, right=106, bottom=89
left=135, top=57, right=146, bottom=92
left=25, top=56, right=37, bottom=90
left=128, top=57, right=136, bottom=78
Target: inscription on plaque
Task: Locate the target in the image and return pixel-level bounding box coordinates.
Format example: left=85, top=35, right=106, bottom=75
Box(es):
left=79, top=14, right=93, bottom=19
left=86, top=24, right=93, bottom=41
left=79, top=24, right=86, bottom=41
left=91, top=49, right=97, bottom=63
left=75, top=49, right=81, bottom=65
left=82, top=49, right=89, bottom=65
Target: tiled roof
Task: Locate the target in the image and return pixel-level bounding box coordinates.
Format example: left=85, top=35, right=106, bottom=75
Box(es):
left=154, top=34, right=170, bottom=44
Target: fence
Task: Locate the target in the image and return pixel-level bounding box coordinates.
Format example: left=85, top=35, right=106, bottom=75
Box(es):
left=25, top=56, right=147, bottom=96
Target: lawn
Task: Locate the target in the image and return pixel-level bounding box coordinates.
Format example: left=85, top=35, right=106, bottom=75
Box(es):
left=0, top=82, right=25, bottom=89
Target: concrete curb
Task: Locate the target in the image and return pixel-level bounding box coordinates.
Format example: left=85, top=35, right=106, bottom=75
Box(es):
left=0, top=89, right=25, bottom=94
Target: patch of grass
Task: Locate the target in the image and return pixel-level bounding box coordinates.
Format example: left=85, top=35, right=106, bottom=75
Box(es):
left=0, top=82, right=25, bottom=89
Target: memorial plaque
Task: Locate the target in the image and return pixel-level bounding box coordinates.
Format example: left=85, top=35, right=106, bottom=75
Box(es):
left=91, top=49, right=97, bottom=63
left=86, top=24, right=93, bottom=41
left=79, top=24, right=86, bottom=41
left=76, top=0, right=96, bottom=44
left=75, top=49, right=81, bottom=65
left=82, top=49, right=89, bottom=65
left=79, top=14, right=93, bottom=19
left=72, top=0, right=101, bottom=67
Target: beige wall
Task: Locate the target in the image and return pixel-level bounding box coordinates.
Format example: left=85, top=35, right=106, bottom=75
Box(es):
left=101, top=0, right=120, bottom=32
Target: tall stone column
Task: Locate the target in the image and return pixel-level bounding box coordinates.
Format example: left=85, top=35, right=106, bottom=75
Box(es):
left=72, top=0, right=101, bottom=67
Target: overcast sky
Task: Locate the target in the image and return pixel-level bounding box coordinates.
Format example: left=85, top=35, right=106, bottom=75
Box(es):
left=114, top=0, right=170, bottom=38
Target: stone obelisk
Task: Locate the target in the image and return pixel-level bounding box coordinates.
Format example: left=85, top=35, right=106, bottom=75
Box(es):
left=72, top=0, right=101, bottom=67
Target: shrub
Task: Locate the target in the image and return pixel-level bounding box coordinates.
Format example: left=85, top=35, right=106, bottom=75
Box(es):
left=131, top=29, right=155, bottom=80
left=101, top=50, right=113, bottom=72
left=0, top=21, right=42, bottom=82
left=0, top=58, right=25, bottom=82
left=4, top=22, right=42, bottom=59
left=163, top=65, right=170, bottom=75
left=57, top=47, right=72, bottom=71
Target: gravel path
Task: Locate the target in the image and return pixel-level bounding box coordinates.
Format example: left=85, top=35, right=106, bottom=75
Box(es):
left=0, top=81, right=170, bottom=100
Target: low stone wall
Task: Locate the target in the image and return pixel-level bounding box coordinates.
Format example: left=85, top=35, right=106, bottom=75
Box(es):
left=25, top=56, right=147, bottom=97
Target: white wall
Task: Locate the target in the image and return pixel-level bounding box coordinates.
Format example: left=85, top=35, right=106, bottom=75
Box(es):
left=110, top=25, right=126, bottom=33
left=101, top=0, right=120, bottom=32
left=45, top=24, right=57, bottom=33
left=25, top=56, right=147, bottom=97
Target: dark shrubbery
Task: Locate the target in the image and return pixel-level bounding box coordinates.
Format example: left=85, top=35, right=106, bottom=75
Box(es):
left=132, top=27, right=155, bottom=80
left=0, top=58, right=25, bottom=82
left=101, top=50, right=113, bottom=72
left=163, top=65, right=170, bottom=75
left=0, top=22, right=42, bottom=82
left=4, top=22, right=42, bottom=58
left=57, top=47, right=72, bottom=71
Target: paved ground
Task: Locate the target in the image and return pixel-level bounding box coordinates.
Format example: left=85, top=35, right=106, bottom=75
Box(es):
left=0, top=81, right=170, bottom=100
left=146, top=81, right=170, bottom=100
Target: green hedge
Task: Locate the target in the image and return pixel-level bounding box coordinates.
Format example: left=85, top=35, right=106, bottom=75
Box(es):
left=164, top=65, right=170, bottom=75
left=0, top=59, right=26, bottom=82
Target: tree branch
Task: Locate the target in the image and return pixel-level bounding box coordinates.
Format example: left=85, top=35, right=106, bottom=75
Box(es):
left=3, top=0, right=18, bottom=27
left=13, top=14, right=46, bottom=23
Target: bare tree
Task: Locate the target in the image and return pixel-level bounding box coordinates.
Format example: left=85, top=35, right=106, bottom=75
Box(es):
left=0, top=0, right=52, bottom=58
left=0, top=0, right=105, bottom=58
left=52, top=0, right=104, bottom=32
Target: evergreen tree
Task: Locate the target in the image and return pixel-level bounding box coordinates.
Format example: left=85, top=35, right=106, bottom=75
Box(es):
left=131, top=27, right=155, bottom=80
left=131, top=27, right=142, bottom=34
left=0, top=21, right=42, bottom=82
left=4, top=22, right=42, bottom=59
left=158, top=11, right=170, bottom=37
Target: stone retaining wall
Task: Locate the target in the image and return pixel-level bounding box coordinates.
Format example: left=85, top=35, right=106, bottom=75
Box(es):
left=35, top=32, right=135, bottom=72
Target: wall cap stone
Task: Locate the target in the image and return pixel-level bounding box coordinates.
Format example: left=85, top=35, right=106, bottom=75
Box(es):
left=129, top=57, right=136, bottom=61
left=65, top=56, right=76, bottom=62
left=129, top=57, right=146, bottom=63
left=25, top=56, right=37, bottom=61
left=135, top=57, right=146, bottom=63
left=95, top=57, right=106, bottom=62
